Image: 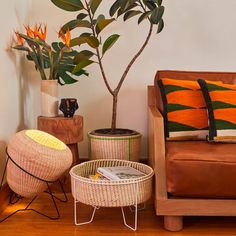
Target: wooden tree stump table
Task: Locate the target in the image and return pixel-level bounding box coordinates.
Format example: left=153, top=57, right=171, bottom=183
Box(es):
left=37, top=115, right=83, bottom=166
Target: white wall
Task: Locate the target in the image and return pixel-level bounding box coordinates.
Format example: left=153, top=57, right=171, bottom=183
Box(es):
left=1, top=0, right=236, bottom=178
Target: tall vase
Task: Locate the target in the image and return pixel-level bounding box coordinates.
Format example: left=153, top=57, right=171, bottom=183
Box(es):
left=40, top=80, right=58, bottom=117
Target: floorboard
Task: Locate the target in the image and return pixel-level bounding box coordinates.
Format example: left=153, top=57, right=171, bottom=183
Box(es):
left=1, top=193, right=236, bottom=235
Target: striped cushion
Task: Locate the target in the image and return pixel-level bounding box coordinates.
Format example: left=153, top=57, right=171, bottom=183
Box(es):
left=158, top=78, right=221, bottom=140
left=198, top=79, right=236, bottom=142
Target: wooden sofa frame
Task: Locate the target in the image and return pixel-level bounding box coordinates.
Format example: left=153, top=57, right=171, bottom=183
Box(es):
left=148, top=85, right=236, bottom=231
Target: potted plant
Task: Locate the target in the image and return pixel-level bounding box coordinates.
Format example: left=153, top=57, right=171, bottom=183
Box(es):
left=13, top=24, right=88, bottom=117
left=50, top=0, right=165, bottom=161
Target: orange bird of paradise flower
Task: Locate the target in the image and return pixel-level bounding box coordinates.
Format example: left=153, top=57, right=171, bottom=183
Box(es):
left=15, top=32, right=24, bottom=45
left=25, top=25, right=34, bottom=38
left=58, top=29, right=71, bottom=47
left=25, top=24, right=47, bottom=41
left=34, top=24, right=47, bottom=41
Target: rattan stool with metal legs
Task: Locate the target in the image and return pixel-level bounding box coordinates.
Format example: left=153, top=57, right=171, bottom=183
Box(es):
left=0, top=129, right=73, bottom=221
left=70, top=159, right=154, bottom=231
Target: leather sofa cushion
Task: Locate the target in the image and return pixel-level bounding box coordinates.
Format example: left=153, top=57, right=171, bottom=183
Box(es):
left=166, top=141, right=236, bottom=198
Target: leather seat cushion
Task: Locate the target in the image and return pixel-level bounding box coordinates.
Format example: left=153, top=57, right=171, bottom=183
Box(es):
left=166, top=141, right=236, bottom=198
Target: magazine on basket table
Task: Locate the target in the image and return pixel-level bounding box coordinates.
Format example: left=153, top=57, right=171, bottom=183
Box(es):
left=97, top=166, right=145, bottom=180
left=88, top=172, right=109, bottom=181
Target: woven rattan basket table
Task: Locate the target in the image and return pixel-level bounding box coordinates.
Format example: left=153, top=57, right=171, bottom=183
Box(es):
left=70, top=159, right=154, bottom=231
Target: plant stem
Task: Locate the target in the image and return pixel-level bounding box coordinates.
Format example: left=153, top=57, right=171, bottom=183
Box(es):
left=53, top=49, right=63, bottom=80
left=36, top=45, right=47, bottom=80
left=116, top=23, right=153, bottom=93
left=111, top=94, right=118, bottom=129
left=49, top=49, right=53, bottom=80
left=109, top=23, right=153, bottom=129
left=85, top=0, right=114, bottom=96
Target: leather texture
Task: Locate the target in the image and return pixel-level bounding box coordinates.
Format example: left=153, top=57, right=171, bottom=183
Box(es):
left=166, top=141, right=236, bottom=198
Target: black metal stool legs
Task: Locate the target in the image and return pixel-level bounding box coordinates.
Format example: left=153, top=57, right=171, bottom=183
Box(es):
left=0, top=152, right=69, bottom=222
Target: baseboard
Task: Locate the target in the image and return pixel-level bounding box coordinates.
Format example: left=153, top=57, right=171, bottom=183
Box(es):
left=0, top=184, right=11, bottom=214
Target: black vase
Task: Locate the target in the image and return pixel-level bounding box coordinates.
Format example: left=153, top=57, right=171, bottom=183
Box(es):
left=59, top=98, right=79, bottom=118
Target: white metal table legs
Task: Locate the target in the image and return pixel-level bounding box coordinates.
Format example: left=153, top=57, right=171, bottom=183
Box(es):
left=73, top=182, right=141, bottom=231
left=74, top=199, right=98, bottom=226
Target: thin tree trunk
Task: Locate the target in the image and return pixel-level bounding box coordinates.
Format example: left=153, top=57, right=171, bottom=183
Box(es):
left=111, top=23, right=153, bottom=130
left=111, top=93, right=118, bottom=130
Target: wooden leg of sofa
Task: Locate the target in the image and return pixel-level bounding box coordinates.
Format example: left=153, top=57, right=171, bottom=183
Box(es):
left=164, top=216, right=183, bottom=231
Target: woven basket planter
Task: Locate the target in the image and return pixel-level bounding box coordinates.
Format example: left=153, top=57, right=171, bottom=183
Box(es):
left=7, top=130, right=72, bottom=198
left=88, top=129, right=142, bottom=162
left=70, top=159, right=153, bottom=207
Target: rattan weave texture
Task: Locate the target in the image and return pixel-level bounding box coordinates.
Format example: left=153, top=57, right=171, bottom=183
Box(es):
left=7, top=130, right=72, bottom=197
left=70, top=159, right=153, bottom=207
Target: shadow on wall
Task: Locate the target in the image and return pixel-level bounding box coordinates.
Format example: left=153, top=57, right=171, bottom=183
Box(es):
left=0, top=141, right=7, bottom=185
left=7, top=38, right=39, bottom=132
left=5, top=2, right=38, bottom=133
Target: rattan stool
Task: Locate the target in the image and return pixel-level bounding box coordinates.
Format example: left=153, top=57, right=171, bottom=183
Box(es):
left=0, top=129, right=73, bottom=222
left=70, top=159, right=154, bottom=231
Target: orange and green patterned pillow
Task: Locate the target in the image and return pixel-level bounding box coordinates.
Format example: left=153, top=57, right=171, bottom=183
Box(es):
left=158, top=78, right=209, bottom=140
left=198, top=79, right=236, bottom=142
left=158, top=78, right=222, bottom=140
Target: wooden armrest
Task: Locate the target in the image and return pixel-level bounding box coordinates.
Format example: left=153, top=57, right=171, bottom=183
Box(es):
left=148, top=105, right=165, bottom=170
left=148, top=86, right=167, bottom=199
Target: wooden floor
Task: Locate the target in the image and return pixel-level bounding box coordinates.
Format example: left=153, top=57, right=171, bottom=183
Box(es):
left=1, top=193, right=236, bottom=236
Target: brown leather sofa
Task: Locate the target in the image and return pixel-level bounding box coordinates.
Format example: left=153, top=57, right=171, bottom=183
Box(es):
left=148, top=70, right=236, bottom=231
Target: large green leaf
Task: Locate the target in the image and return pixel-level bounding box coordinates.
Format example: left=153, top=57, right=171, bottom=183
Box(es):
left=51, top=42, right=64, bottom=51
left=123, top=10, right=142, bottom=21
left=51, top=0, right=84, bottom=11
left=77, top=13, right=88, bottom=20
left=120, top=0, right=132, bottom=12
left=95, top=18, right=115, bottom=35
left=142, top=0, right=156, bottom=10
left=102, top=34, right=120, bottom=55
left=61, top=19, right=91, bottom=33
left=157, top=19, right=164, bottom=33
left=74, top=50, right=95, bottom=63
left=73, top=69, right=89, bottom=77
left=19, top=34, right=39, bottom=48
left=138, top=11, right=151, bottom=24
left=150, top=6, right=164, bottom=24
left=58, top=71, right=78, bottom=85
left=157, top=0, right=162, bottom=6
left=73, top=60, right=94, bottom=74
left=70, top=35, right=99, bottom=48
left=124, top=3, right=139, bottom=12
left=12, top=45, right=30, bottom=52
left=90, top=0, right=102, bottom=14
left=110, top=0, right=125, bottom=17
left=28, top=51, right=41, bottom=70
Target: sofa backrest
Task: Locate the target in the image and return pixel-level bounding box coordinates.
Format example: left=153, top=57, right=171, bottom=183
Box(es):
left=154, top=70, right=236, bottom=112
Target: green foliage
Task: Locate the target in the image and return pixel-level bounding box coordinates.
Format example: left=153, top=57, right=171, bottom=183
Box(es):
left=89, top=0, right=102, bottom=14
left=102, top=34, right=120, bottom=55
left=43, top=42, right=88, bottom=85
left=70, top=35, right=99, bottom=48
left=50, top=0, right=165, bottom=128
left=51, top=0, right=84, bottom=11
left=95, top=17, right=115, bottom=35
left=50, top=0, right=165, bottom=71
left=13, top=31, right=88, bottom=85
